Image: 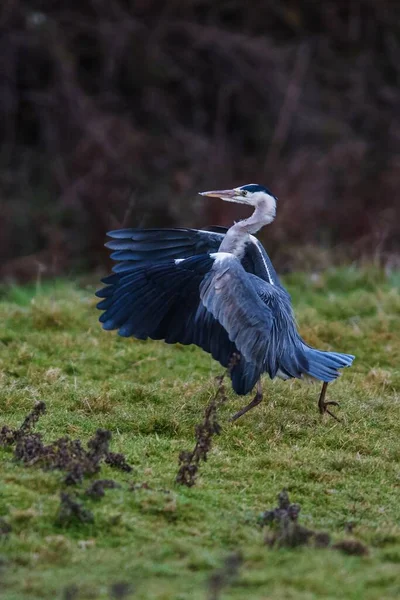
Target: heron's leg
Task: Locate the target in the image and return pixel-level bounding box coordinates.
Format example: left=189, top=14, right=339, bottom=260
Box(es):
left=230, top=380, right=263, bottom=422
left=318, top=382, right=341, bottom=422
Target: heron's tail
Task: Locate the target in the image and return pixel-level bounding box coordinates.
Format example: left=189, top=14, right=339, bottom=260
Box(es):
left=302, top=346, right=355, bottom=382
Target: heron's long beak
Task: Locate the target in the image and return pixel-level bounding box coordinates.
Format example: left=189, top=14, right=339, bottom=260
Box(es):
left=198, top=189, right=237, bottom=200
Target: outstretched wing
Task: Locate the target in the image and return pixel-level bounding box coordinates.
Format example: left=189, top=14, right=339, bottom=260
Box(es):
left=105, top=228, right=225, bottom=273
left=104, top=227, right=284, bottom=289
left=96, top=254, right=264, bottom=394
left=97, top=255, right=237, bottom=372
left=200, top=253, right=275, bottom=368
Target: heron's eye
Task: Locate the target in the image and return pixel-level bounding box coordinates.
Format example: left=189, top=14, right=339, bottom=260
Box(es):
left=242, top=190, right=248, bottom=197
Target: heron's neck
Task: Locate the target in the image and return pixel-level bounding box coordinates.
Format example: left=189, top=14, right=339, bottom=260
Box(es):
left=219, top=199, right=276, bottom=256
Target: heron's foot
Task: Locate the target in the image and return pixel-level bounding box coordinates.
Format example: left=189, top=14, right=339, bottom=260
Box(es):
left=319, top=400, right=341, bottom=421
left=230, top=383, right=263, bottom=422
left=318, top=382, right=342, bottom=422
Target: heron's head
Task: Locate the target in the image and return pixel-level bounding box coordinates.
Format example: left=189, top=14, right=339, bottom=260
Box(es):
left=199, top=184, right=277, bottom=208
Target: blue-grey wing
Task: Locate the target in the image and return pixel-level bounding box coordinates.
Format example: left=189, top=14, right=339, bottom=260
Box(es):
left=104, top=227, right=282, bottom=287
left=246, top=273, right=309, bottom=379
left=96, top=254, right=261, bottom=394
left=200, top=253, right=275, bottom=366
left=105, top=228, right=225, bottom=273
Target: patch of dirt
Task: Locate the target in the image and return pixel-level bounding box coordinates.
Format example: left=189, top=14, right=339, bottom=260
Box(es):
left=56, top=492, right=94, bottom=526
left=0, top=403, right=135, bottom=527
left=86, top=479, right=120, bottom=499
left=261, top=489, right=328, bottom=549
left=261, top=490, right=369, bottom=556
left=332, top=539, right=369, bottom=556
left=105, top=452, right=133, bottom=473
left=0, top=401, right=46, bottom=445
left=109, top=581, right=135, bottom=598
left=0, top=402, right=133, bottom=485
left=207, top=552, right=243, bottom=600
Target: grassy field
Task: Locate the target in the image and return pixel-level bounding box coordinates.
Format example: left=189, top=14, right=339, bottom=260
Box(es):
left=0, top=267, right=399, bottom=600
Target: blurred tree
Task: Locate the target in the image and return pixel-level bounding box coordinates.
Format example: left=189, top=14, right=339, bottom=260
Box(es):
left=1, top=0, right=399, bottom=280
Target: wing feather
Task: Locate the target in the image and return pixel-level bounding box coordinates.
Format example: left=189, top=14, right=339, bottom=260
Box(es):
left=105, top=228, right=224, bottom=265
left=200, top=253, right=274, bottom=366
left=104, top=227, right=286, bottom=292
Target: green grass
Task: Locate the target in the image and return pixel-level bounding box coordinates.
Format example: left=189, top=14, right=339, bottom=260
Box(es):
left=0, top=267, right=399, bottom=600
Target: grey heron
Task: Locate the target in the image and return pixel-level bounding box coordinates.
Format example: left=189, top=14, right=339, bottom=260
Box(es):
left=96, top=184, right=354, bottom=421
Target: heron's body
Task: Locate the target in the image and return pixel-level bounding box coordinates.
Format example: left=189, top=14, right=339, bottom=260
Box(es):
left=97, top=184, right=354, bottom=419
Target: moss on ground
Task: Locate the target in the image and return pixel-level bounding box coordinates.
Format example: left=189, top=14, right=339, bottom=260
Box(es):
left=0, top=268, right=399, bottom=599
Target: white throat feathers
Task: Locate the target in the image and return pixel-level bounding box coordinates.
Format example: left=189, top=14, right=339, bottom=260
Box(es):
left=218, top=193, right=276, bottom=256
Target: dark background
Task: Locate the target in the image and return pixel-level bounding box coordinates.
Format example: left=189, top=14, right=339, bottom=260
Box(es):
left=1, top=0, right=399, bottom=281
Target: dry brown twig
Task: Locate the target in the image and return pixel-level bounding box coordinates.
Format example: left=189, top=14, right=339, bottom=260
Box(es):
left=176, top=354, right=240, bottom=487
